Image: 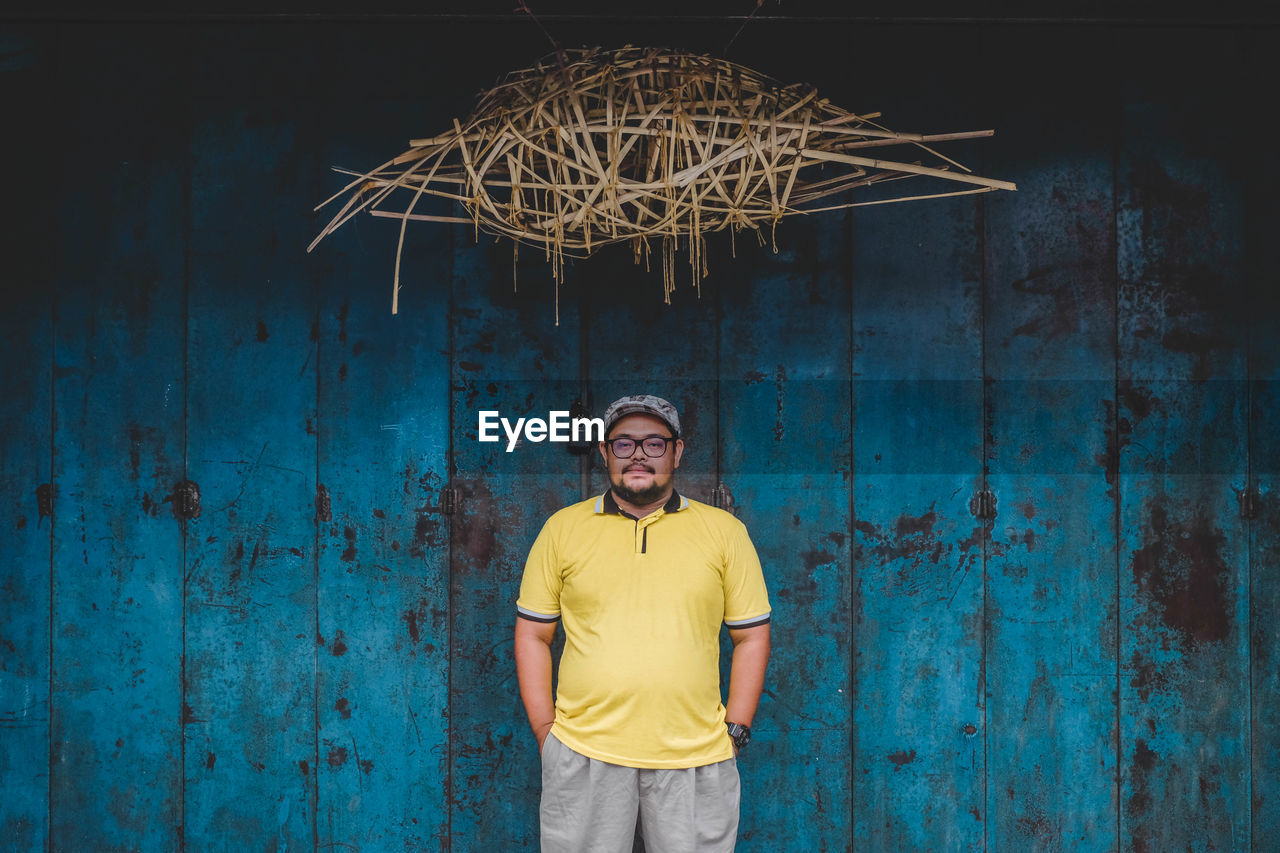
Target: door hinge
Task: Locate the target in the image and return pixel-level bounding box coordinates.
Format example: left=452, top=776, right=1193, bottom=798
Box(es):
left=173, top=480, right=201, bottom=520
left=1239, top=487, right=1260, bottom=521
left=37, top=483, right=53, bottom=521
left=969, top=487, right=997, bottom=521
left=316, top=484, right=333, bottom=523
left=711, top=482, right=736, bottom=513
left=440, top=485, right=460, bottom=516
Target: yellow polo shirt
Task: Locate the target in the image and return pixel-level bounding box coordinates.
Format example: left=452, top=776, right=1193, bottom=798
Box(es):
left=516, top=490, right=771, bottom=769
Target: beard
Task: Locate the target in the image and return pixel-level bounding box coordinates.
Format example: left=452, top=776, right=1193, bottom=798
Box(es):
left=611, top=468, right=670, bottom=505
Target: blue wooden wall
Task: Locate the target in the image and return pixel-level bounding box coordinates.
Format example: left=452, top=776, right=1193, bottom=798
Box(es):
left=1, top=15, right=1276, bottom=852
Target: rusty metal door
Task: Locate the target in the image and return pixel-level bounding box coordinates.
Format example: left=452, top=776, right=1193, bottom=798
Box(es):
left=1, top=17, right=1276, bottom=853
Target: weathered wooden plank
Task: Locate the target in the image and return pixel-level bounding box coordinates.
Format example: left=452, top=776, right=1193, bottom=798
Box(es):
left=183, top=26, right=318, bottom=848
left=1254, top=381, right=1279, bottom=845
left=1251, top=343, right=1279, bottom=841
left=1116, top=29, right=1250, bottom=852
left=449, top=231, right=581, bottom=848
left=981, top=30, right=1120, bottom=853
left=851, top=198, right=985, bottom=850
left=1247, top=29, right=1280, bottom=844
left=313, top=26, right=453, bottom=849
left=0, top=23, right=55, bottom=849
left=48, top=25, right=187, bottom=851
left=718, top=212, right=852, bottom=850
left=847, top=35, right=987, bottom=853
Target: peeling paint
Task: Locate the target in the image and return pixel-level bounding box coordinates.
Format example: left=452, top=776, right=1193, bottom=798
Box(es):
left=1131, top=504, right=1231, bottom=647
left=888, top=749, right=916, bottom=771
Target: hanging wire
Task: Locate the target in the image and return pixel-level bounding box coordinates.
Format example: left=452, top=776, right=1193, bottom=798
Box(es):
left=515, top=1, right=568, bottom=68
left=722, top=0, right=781, bottom=58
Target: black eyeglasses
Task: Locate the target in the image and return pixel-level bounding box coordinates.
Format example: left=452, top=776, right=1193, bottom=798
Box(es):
left=605, top=435, right=676, bottom=458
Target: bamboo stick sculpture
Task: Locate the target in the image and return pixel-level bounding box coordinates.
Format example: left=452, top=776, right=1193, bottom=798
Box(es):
left=309, top=46, right=1015, bottom=319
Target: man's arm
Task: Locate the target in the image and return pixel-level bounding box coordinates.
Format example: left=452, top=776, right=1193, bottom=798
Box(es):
left=514, top=617, right=558, bottom=752
left=724, top=622, right=771, bottom=729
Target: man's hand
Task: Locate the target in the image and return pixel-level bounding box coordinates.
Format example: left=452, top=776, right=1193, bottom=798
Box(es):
left=534, top=720, right=554, bottom=754
left=514, top=617, right=558, bottom=752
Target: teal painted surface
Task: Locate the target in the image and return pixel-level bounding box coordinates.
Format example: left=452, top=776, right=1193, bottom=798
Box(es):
left=1248, top=27, right=1280, bottom=842
left=982, top=31, right=1120, bottom=851
left=183, top=26, right=321, bottom=847
left=48, top=28, right=187, bottom=852
left=1116, top=30, right=1252, bottom=852
left=719, top=212, right=853, bottom=850
left=0, top=25, right=54, bottom=849
left=314, top=28, right=454, bottom=850
left=0, top=17, right=1276, bottom=853
left=851, top=193, right=986, bottom=850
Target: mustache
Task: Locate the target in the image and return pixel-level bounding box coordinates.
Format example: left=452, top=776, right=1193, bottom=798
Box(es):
left=623, top=464, right=653, bottom=472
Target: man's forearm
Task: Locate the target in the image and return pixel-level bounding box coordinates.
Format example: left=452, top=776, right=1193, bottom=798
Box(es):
left=724, top=625, right=771, bottom=727
left=513, top=620, right=557, bottom=745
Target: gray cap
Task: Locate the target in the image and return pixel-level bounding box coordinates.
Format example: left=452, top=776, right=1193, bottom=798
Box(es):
left=602, top=394, right=681, bottom=437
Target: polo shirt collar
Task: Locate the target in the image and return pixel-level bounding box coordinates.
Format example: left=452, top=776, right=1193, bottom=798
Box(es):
left=596, top=489, right=687, bottom=517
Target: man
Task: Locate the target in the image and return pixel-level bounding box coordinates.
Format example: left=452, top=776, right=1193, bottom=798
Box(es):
left=514, top=394, right=772, bottom=853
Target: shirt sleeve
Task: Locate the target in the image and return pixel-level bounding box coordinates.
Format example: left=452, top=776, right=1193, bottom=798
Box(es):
left=516, top=517, right=563, bottom=622
left=722, top=519, right=771, bottom=628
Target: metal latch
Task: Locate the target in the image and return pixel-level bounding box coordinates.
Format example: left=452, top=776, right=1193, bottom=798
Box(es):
left=969, top=488, right=997, bottom=521
left=1239, top=487, right=1259, bottom=521
left=37, top=483, right=53, bottom=522
left=173, top=480, right=201, bottom=520
left=316, top=484, right=333, bottom=522
left=440, top=484, right=460, bottom=516
left=711, top=482, right=735, bottom=513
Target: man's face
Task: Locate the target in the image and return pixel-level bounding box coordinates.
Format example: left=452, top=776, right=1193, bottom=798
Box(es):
left=599, top=413, right=684, bottom=506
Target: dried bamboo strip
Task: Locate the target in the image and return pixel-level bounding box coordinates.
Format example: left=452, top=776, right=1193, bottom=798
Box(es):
left=410, top=115, right=989, bottom=149
left=369, top=210, right=476, bottom=224
left=799, top=148, right=1017, bottom=191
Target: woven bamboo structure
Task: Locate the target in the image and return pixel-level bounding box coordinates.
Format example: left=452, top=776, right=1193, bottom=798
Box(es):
left=310, top=46, right=1015, bottom=317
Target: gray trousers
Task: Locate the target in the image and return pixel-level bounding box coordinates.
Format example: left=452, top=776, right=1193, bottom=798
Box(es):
left=540, top=732, right=741, bottom=853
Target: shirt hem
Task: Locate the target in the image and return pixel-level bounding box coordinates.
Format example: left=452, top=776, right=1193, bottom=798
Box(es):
left=724, top=611, right=772, bottom=629
left=550, top=726, right=735, bottom=769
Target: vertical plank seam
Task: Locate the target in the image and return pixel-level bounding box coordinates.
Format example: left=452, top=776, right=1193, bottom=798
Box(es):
left=846, top=199, right=857, bottom=852
left=1243, top=92, right=1254, bottom=849
left=1242, top=44, right=1256, bottom=840
left=445, top=222, right=456, bottom=852
left=47, top=275, right=56, bottom=848
left=312, top=228, right=321, bottom=853
left=180, top=30, right=193, bottom=845
left=48, top=23, right=64, bottom=853
left=309, top=68, right=329, bottom=849
left=1245, top=275, right=1253, bottom=851
left=579, top=270, right=591, bottom=502
left=978, top=189, right=990, bottom=853
left=714, top=250, right=723, bottom=497
left=1111, top=77, right=1123, bottom=851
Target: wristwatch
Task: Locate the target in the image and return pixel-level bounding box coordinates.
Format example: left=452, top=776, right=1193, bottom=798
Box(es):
left=726, top=722, right=751, bottom=750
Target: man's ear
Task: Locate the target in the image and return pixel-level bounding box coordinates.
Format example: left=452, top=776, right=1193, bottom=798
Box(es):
left=598, top=441, right=609, bottom=467
left=673, top=438, right=684, bottom=469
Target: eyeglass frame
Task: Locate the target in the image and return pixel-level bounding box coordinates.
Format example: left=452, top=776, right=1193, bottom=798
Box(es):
left=603, top=434, right=679, bottom=458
